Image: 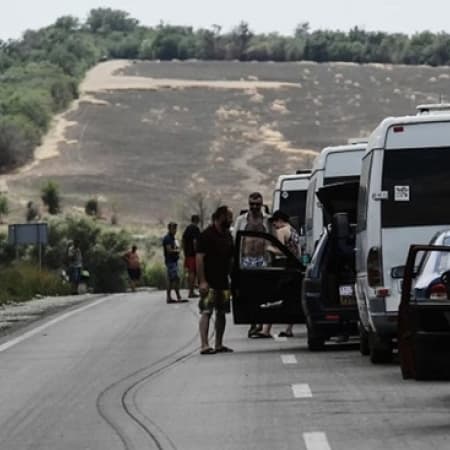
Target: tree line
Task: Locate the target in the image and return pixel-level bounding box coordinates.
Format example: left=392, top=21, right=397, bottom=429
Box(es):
left=2, top=8, right=450, bottom=171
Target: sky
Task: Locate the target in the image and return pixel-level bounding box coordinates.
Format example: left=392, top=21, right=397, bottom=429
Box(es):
left=1, top=0, right=450, bottom=40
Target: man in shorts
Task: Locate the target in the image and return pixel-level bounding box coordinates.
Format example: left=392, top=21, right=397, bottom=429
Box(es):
left=233, top=192, right=271, bottom=336
left=197, top=206, right=234, bottom=355
left=123, top=245, right=141, bottom=292
left=163, top=222, right=183, bottom=303
left=182, top=214, right=201, bottom=298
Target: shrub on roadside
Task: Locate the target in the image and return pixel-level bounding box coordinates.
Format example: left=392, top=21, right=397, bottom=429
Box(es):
left=43, top=217, right=131, bottom=293
left=0, top=263, right=71, bottom=304
left=143, top=262, right=167, bottom=290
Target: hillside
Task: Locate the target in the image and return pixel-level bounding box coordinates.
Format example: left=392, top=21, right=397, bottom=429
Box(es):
left=2, top=60, right=450, bottom=224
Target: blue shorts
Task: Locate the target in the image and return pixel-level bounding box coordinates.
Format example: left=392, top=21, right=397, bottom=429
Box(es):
left=241, top=256, right=266, bottom=268
left=166, top=262, right=179, bottom=282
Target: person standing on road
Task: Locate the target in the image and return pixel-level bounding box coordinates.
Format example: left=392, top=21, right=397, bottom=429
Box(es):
left=182, top=215, right=201, bottom=298
left=123, top=245, right=141, bottom=292
left=67, top=239, right=83, bottom=294
left=197, top=206, right=234, bottom=355
left=163, top=222, right=183, bottom=303
left=253, top=210, right=302, bottom=338
left=233, top=192, right=271, bottom=338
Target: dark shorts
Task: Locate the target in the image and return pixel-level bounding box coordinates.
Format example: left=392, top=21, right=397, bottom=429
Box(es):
left=199, top=289, right=231, bottom=315
left=184, top=256, right=196, bottom=272
left=69, top=267, right=81, bottom=284
left=128, top=268, right=141, bottom=281
left=166, top=262, right=180, bottom=282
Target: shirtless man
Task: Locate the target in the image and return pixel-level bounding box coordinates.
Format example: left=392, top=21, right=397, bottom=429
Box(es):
left=233, top=192, right=271, bottom=336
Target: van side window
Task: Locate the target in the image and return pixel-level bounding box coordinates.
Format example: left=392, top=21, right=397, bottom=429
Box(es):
left=357, top=153, right=373, bottom=232
left=381, top=147, right=450, bottom=227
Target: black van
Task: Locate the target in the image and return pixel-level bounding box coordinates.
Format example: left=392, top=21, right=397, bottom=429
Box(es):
left=302, top=182, right=359, bottom=350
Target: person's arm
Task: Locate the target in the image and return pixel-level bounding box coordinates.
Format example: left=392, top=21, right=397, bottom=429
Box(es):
left=165, top=244, right=179, bottom=255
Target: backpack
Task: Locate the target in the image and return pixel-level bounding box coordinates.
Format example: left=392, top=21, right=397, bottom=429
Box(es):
left=286, top=226, right=302, bottom=258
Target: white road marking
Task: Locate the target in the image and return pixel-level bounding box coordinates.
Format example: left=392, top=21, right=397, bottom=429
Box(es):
left=281, top=354, right=297, bottom=364
left=0, top=295, right=114, bottom=353
left=303, top=432, right=332, bottom=450
left=274, top=335, right=287, bottom=342
left=292, top=383, right=312, bottom=398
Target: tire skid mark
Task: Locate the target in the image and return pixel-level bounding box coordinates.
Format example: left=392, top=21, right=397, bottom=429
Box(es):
left=96, top=306, right=201, bottom=450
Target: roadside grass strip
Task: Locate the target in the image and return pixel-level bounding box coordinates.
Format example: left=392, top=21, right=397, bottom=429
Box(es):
left=281, top=354, right=298, bottom=364
left=0, top=296, right=113, bottom=353
left=291, top=383, right=312, bottom=398
left=303, top=432, right=332, bottom=450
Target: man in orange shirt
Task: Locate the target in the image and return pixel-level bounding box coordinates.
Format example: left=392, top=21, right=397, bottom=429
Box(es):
left=123, top=245, right=141, bottom=292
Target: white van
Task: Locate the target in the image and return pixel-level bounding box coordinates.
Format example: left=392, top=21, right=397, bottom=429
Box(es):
left=272, top=171, right=311, bottom=233
left=305, top=143, right=366, bottom=256
left=355, top=112, right=450, bottom=363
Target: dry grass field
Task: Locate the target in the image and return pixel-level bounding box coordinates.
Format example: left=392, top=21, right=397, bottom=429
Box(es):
left=2, top=60, right=450, bottom=225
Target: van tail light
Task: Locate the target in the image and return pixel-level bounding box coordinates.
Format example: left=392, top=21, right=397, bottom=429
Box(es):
left=367, top=246, right=383, bottom=287
left=429, top=283, right=448, bottom=301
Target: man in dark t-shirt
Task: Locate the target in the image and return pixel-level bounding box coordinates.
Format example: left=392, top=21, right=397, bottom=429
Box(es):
left=182, top=215, right=201, bottom=298
left=197, top=206, right=234, bottom=355
left=163, top=222, right=183, bottom=303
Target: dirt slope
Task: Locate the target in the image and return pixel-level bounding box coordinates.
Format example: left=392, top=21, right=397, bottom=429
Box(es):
left=2, top=60, right=449, bottom=224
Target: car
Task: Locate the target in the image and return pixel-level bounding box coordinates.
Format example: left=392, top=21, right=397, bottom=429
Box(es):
left=412, top=230, right=450, bottom=301
left=398, top=231, right=450, bottom=380
left=302, top=181, right=359, bottom=350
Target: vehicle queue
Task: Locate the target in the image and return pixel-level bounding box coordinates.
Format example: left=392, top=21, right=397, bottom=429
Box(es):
left=231, top=104, right=450, bottom=381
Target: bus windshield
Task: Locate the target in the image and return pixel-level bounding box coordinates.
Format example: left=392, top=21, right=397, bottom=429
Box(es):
left=382, top=147, right=450, bottom=227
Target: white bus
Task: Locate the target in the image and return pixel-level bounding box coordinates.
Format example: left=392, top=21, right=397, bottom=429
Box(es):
left=304, top=143, right=366, bottom=257
left=272, top=171, right=311, bottom=234
left=355, top=112, right=450, bottom=363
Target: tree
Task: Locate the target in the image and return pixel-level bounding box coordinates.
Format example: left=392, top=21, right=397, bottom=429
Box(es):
left=229, top=21, right=253, bottom=60
left=41, top=181, right=61, bottom=215
left=0, top=195, right=9, bottom=223
left=26, top=201, right=40, bottom=222
left=85, top=198, right=100, bottom=217
left=86, top=8, right=138, bottom=34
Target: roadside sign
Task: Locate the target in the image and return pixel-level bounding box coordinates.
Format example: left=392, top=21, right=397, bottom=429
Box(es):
left=8, top=223, right=48, bottom=246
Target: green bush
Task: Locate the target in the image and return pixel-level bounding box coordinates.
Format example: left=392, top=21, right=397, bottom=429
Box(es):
left=43, top=217, right=131, bottom=293
left=85, top=198, right=100, bottom=217
left=41, top=180, right=61, bottom=215
left=143, top=262, right=167, bottom=289
left=0, top=263, right=71, bottom=304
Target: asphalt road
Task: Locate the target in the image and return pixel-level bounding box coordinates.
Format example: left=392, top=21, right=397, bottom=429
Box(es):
left=0, top=290, right=449, bottom=450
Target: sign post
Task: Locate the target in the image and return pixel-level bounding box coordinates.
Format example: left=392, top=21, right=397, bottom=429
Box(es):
left=8, top=223, right=49, bottom=269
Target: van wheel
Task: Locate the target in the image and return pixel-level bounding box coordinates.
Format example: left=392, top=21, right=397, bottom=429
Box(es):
left=307, top=325, right=325, bottom=351
left=359, top=323, right=370, bottom=356
left=369, top=332, right=392, bottom=364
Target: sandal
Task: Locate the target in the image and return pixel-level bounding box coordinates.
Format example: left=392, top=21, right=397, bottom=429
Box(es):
left=278, top=331, right=294, bottom=338
left=250, top=332, right=272, bottom=339
left=200, top=348, right=216, bottom=355
left=215, top=346, right=234, bottom=353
